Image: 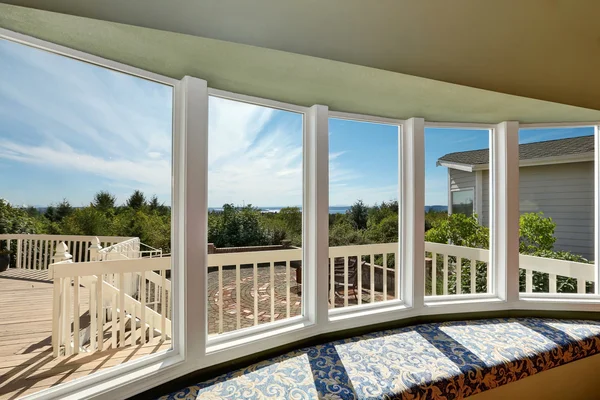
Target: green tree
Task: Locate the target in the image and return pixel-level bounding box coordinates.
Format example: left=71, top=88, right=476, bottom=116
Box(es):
left=55, top=199, right=74, bottom=222
left=60, top=207, right=112, bottom=236
left=126, top=190, right=146, bottom=210
left=0, top=199, right=39, bottom=235
left=347, top=200, right=369, bottom=230
left=425, top=213, right=489, bottom=248
left=93, top=191, right=117, bottom=213
left=519, top=212, right=556, bottom=253
left=208, top=204, right=270, bottom=247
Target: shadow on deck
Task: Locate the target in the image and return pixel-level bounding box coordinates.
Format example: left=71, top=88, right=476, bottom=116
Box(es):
left=0, top=269, right=170, bottom=399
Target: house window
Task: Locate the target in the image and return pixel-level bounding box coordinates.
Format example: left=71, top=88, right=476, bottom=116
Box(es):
left=451, top=189, right=474, bottom=216
left=328, top=116, right=401, bottom=310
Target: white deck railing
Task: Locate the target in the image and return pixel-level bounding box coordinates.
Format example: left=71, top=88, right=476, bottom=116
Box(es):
left=40, top=237, right=594, bottom=355
left=49, top=250, right=171, bottom=357
left=0, top=234, right=134, bottom=270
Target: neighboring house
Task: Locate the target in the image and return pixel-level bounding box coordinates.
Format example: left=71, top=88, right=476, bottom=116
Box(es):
left=437, top=135, right=594, bottom=259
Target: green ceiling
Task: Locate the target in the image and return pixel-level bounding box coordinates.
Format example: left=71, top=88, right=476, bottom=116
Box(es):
left=1, top=3, right=600, bottom=124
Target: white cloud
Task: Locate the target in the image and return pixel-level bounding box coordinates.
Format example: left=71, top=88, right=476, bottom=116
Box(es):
left=0, top=40, right=402, bottom=208
left=0, top=39, right=173, bottom=205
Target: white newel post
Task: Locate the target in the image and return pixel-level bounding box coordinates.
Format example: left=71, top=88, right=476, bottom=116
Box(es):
left=53, top=242, right=73, bottom=263
left=51, top=242, right=73, bottom=357
left=88, top=237, right=102, bottom=262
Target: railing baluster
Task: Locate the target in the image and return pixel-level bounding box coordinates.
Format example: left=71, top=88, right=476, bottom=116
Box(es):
left=330, top=257, right=335, bottom=308
left=549, top=274, right=557, bottom=294
left=486, top=261, right=491, bottom=294
left=73, top=276, right=80, bottom=354
left=456, top=257, right=462, bottom=295
left=526, top=269, right=533, bottom=293
left=111, top=292, right=118, bottom=349
left=148, top=312, right=154, bottom=342
left=96, top=276, right=104, bottom=351
left=578, top=278, right=586, bottom=294
left=140, top=270, right=146, bottom=345
left=357, top=255, right=362, bottom=305
left=395, top=250, right=399, bottom=299
left=443, top=255, right=449, bottom=295
left=130, top=296, right=137, bottom=346
left=286, top=260, right=291, bottom=318
left=90, top=281, right=97, bottom=351
left=383, top=253, right=388, bottom=300
left=270, top=261, right=275, bottom=323
left=470, top=258, right=476, bottom=294
left=370, top=254, right=375, bottom=304
left=218, top=265, right=223, bottom=334
left=52, top=277, right=61, bottom=357
left=119, top=272, right=126, bottom=347
left=16, top=239, right=22, bottom=269
left=253, top=262, right=258, bottom=326
left=431, top=252, right=437, bottom=296
left=63, top=278, right=71, bottom=355
left=344, top=257, right=349, bottom=307
left=161, top=270, right=167, bottom=341
left=236, top=264, right=241, bottom=330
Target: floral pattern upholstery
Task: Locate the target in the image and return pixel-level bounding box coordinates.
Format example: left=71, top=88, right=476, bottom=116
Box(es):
left=160, top=318, right=600, bottom=399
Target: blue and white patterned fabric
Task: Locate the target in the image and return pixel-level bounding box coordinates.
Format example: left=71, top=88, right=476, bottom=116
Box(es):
left=160, top=318, right=600, bottom=399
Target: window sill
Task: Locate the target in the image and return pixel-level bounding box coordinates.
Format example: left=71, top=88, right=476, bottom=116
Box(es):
left=424, top=294, right=501, bottom=307
left=328, top=300, right=409, bottom=322
left=206, top=316, right=311, bottom=354
left=29, top=349, right=184, bottom=400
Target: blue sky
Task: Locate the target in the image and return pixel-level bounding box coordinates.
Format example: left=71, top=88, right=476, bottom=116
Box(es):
left=0, top=38, right=595, bottom=208
left=0, top=39, right=173, bottom=207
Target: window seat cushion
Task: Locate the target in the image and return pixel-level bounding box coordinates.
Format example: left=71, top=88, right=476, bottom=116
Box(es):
left=160, top=318, right=600, bottom=399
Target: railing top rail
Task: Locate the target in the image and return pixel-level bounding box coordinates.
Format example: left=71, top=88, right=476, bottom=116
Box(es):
left=328, top=242, right=399, bottom=257
left=98, top=237, right=140, bottom=253
left=424, top=241, right=489, bottom=259
left=519, top=254, right=595, bottom=281
left=0, top=234, right=135, bottom=242
left=208, top=248, right=302, bottom=265
left=49, top=256, right=171, bottom=279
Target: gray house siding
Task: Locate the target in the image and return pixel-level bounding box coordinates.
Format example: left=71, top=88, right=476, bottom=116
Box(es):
left=447, top=162, right=594, bottom=260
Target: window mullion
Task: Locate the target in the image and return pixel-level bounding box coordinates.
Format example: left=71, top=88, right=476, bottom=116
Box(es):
left=305, top=105, right=329, bottom=326
left=181, top=76, right=209, bottom=365
left=492, top=121, right=520, bottom=302
left=401, top=118, right=425, bottom=309
left=595, top=125, right=600, bottom=295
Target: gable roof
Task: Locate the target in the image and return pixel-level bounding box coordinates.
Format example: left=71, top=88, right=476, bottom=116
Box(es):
left=437, top=135, right=594, bottom=169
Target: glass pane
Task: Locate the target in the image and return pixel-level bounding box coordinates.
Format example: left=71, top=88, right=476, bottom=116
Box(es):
left=518, top=127, right=596, bottom=294
left=207, top=97, right=303, bottom=335
left=328, top=118, right=400, bottom=309
left=0, top=38, right=173, bottom=397
left=424, top=128, right=491, bottom=297
left=451, top=189, right=474, bottom=215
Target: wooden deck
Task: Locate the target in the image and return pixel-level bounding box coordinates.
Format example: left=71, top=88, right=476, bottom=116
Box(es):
left=0, top=269, right=171, bottom=399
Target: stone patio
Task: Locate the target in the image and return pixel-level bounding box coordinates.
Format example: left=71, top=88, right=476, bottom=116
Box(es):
left=207, top=265, right=395, bottom=335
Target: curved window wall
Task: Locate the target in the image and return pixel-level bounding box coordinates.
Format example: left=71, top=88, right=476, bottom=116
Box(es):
left=2, top=29, right=600, bottom=400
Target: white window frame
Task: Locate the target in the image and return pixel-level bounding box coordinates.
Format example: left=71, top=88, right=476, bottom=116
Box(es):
left=0, top=28, right=192, bottom=400
left=425, top=125, right=499, bottom=304
left=326, top=111, right=408, bottom=320
left=4, top=27, right=600, bottom=400
left=518, top=122, right=600, bottom=301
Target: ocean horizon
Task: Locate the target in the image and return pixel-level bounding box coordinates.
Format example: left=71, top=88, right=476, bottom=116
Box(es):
left=208, top=205, right=448, bottom=214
